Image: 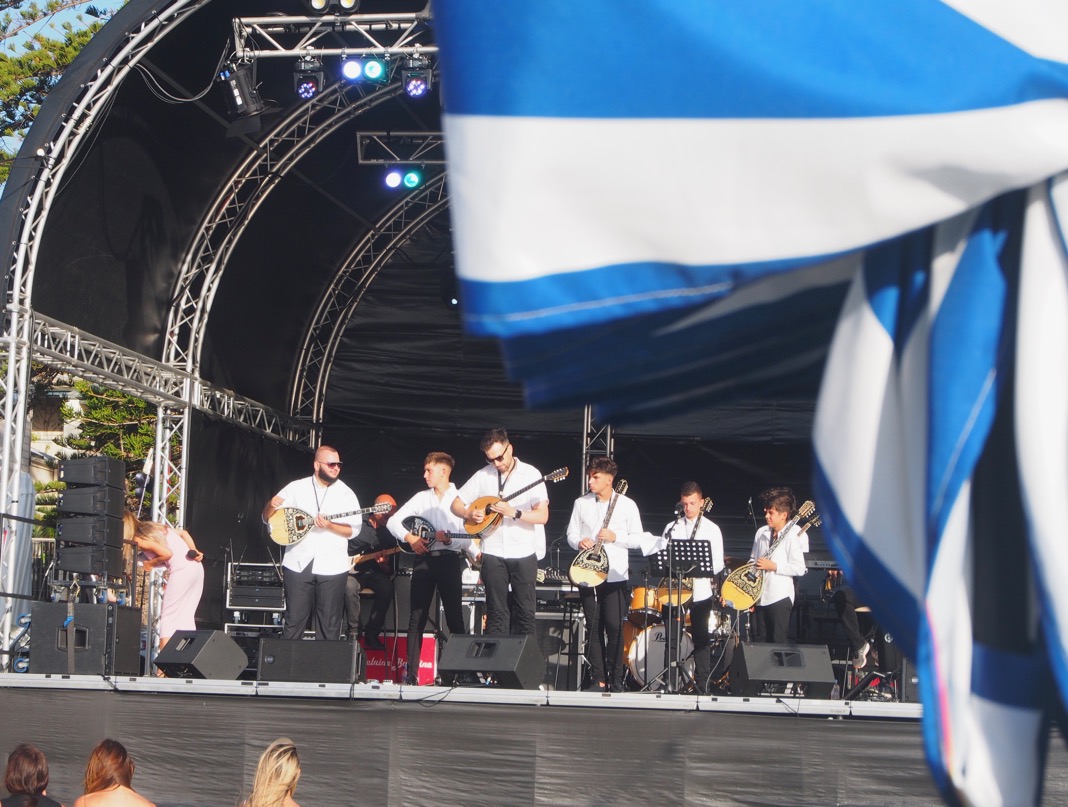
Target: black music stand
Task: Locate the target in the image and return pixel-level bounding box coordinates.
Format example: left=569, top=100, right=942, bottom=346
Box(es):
left=648, top=540, right=716, bottom=693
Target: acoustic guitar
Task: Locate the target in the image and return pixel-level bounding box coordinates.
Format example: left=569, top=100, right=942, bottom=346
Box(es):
left=398, top=515, right=471, bottom=554
left=568, top=479, right=627, bottom=588
left=268, top=501, right=393, bottom=546
left=463, top=467, right=569, bottom=535
left=720, top=501, right=817, bottom=611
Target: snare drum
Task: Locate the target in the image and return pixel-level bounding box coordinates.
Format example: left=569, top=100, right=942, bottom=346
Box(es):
left=655, top=577, right=693, bottom=608
left=627, top=586, right=662, bottom=626
left=626, top=624, right=695, bottom=687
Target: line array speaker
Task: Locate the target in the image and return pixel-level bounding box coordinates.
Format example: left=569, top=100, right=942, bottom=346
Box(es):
left=155, top=630, right=248, bottom=680
left=729, top=642, right=836, bottom=698
left=437, top=634, right=545, bottom=690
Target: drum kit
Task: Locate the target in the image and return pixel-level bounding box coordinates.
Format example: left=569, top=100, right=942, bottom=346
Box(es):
left=622, top=577, right=735, bottom=691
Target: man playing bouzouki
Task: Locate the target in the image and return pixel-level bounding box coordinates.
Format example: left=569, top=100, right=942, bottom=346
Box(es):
left=738, top=487, right=808, bottom=644
left=262, top=445, right=364, bottom=641
left=387, top=452, right=476, bottom=685
left=451, top=428, right=549, bottom=637
left=566, top=457, right=645, bottom=692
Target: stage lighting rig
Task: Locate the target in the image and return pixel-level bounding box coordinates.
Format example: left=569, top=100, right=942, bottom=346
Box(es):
left=294, top=56, right=325, bottom=99
left=340, top=56, right=389, bottom=84
left=401, top=55, right=432, bottom=98
left=384, top=167, right=424, bottom=190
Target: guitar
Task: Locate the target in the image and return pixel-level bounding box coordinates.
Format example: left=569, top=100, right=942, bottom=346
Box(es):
left=399, top=515, right=471, bottom=554
left=720, top=500, right=817, bottom=611
left=351, top=546, right=405, bottom=568
left=268, top=501, right=393, bottom=546
left=568, top=479, right=627, bottom=588
left=463, top=467, right=570, bottom=535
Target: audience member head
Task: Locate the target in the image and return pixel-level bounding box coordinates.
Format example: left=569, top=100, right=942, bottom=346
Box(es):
left=83, top=739, right=134, bottom=794
left=4, top=743, right=49, bottom=804
left=245, top=738, right=301, bottom=807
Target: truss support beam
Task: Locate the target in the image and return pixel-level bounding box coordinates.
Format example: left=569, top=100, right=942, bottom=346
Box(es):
left=232, top=13, right=436, bottom=60
left=357, top=132, right=445, bottom=165
left=581, top=405, right=614, bottom=494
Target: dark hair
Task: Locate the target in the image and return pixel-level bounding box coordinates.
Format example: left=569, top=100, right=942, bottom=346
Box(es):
left=4, top=744, right=49, bottom=805
left=480, top=428, right=509, bottom=452
left=587, top=457, right=618, bottom=477
left=680, top=481, right=702, bottom=498
left=761, top=486, right=797, bottom=516
left=424, top=452, right=455, bottom=470
left=84, top=738, right=134, bottom=793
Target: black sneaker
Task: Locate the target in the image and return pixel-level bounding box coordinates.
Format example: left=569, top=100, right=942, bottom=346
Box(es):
left=364, top=636, right=386, bottom=651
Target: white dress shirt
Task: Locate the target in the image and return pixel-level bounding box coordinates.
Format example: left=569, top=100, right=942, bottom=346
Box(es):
left=387, top=483, right=477, bottom=558
left=662, top=516, right=724, bottom=603
left=749, top=523, right=807, bottom=606
left=566, top=492, right=645, bottom=583
left=274, top=475, right=362, bottom=576
left=456, top=458, right=548, bottom=560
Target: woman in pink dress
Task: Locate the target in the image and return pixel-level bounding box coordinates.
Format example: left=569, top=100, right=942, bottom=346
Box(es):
left=122, top=512, right=205, bottom=650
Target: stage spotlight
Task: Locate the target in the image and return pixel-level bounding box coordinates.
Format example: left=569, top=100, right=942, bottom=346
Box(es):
left=384, top=169, right=403, bottom=189
left=217, top=62, right=265, bottom=118
left=361, top=57, right=388, bottom=83
left=402, top=168, right=423, bottom=188
left=383, top=168, right=424, bottom=190
left=294, top=56, right=324, bottom=99
left=340, top=57, right=363, bottom=81
left=401, top=56, right=432, bottom=98
left=303, top=0, right=358, bottom=12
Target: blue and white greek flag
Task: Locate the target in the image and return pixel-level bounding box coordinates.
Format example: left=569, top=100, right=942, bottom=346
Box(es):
left=434, top=2, right=1068, bottom=802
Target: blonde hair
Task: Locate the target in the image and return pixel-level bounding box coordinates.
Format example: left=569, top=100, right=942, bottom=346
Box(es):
left=244, top=738, right=300, bottom=807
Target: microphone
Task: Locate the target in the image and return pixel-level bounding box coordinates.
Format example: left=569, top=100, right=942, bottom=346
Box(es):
left=747, top=496, right=757, bottom=528
left=674, top=502, right=684, bottom=517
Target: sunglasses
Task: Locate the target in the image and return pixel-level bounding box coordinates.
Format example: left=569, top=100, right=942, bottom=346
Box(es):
left=320, top=461, right=343, bottom=469
left=484, top=445, right=511, bottom=464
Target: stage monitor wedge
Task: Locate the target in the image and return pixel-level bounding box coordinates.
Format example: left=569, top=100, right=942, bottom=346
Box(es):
left=729, top=642, right=836, bottom=699
left=155, top=630, right=248, bottom=680
left=257, top=638, right=364, bottom=684
left=437, top=634, right=545, bottom=690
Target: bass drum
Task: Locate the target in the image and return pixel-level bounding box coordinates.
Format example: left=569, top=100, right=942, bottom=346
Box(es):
left=626, top=624, right=694, bottom=687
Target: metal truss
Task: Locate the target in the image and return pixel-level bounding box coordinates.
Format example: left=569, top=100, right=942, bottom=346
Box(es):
left=163, top=80, right=403, bottom=377
left=357, top=132, right=445, bottom=165
left=1, top=0, right=210, bottom=535
left=291, top=172, right=449, bottom=426
left=232, top=12, right=436, bottom=60
left=581, top=405, right=615, bottom=493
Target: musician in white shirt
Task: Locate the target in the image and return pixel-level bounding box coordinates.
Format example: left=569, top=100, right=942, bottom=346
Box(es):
left=661, top=481, right=724, bottom=694
left=747, top=487, right=807, bottom=644
left=566, top=457, right=645, bottom=692
left=262, top=446, right=362, bottom=641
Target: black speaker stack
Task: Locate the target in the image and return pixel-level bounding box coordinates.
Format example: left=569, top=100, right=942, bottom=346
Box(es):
left=55, top=457, right=126, bottom=578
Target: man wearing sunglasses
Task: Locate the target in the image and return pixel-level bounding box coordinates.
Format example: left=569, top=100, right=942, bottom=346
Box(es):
left=451, top=428, right=549, bottom=637
left=263, top=445, right=363, bottom=641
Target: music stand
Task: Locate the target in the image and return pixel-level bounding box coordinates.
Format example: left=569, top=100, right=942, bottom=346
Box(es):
left=648, top=540, right=717, bottom=692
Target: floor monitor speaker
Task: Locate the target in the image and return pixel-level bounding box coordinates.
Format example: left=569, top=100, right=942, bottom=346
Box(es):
left=155, top=630, right=248, bottom=680
left=29, top=602, right=140, bottom=676
left=729, top=642, right=836, bottom=698
left=437, top=634, right=545, bottom=690
left=257, top=638, right=364, bottom=683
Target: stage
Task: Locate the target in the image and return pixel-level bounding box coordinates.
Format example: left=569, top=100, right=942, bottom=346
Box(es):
left=0, top=671, right=1007, bottom=807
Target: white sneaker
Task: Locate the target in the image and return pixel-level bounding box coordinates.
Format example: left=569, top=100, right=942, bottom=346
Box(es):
left=852, top=642, right=870, bottom=668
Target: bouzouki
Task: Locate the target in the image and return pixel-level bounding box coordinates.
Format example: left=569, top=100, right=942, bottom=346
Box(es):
left=463, top=467, right=570, bottom=535
left=720, top=500, right=817, bottom=611
left=268, top=501, right=393, bottom=546
left=398, top=515, right=471, bottom=554
left=569, top=479, right=627, bottom=588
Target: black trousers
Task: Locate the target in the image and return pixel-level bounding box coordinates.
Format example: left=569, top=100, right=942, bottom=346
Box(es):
left=481, top=553, right=537, bottom=636
left=407, top=552, right=466, bottom=681
left=345, top=566, right=395, bottom=638
left=689, top=595, right=722, bottom=692
left=579, top=581, right=627, bottom=689
left=282, top=566, right=348, bottom=640
left=751, top=597, right=792, bottom=644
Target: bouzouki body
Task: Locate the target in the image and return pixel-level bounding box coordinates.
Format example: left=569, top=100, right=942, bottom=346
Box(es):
left=568, top=480, right=627, bottom=588
left=397, top=515, right=471, bottom=554
left=720, top=501, right=817, bottom=610
left=268, top=501, right=393, bottom=546
left=463, top=467, right=570, bottom=535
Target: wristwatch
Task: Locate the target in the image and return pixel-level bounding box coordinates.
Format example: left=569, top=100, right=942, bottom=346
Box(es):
left=514, top=509, right=523, bottom=520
